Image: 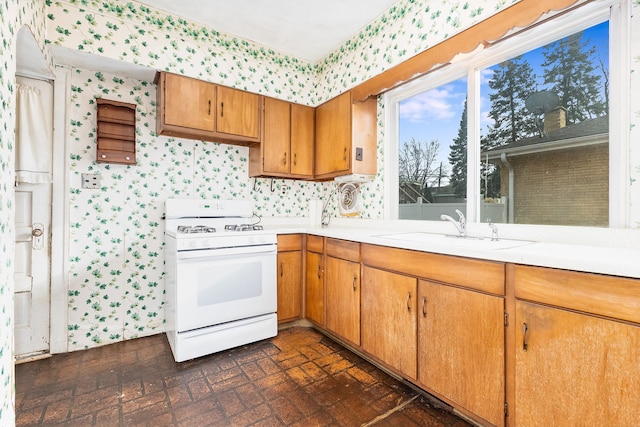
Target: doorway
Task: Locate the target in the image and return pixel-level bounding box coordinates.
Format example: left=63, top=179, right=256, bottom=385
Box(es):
left=14, top=54, right=54, bottom=361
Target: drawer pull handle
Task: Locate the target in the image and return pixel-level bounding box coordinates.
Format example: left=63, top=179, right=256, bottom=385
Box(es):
left=293, top=153, right=297, bottom=166
left=220, top=101, right=224, bottom=117
left=522, top=322, right=529, bottom=352
left=208, top=100, right=211, bottom=115
left=422, top=296, right=427, bottom=317
left=317, top=265, right=322, bottom=279
left=406, top=292, right=412, bottom=312
left=280, top=262, right=283, bottom=277
left=283, top=152, right=287, bottom=166
left=343, top=147, right=347, bottom=161
left=352, top=275, right=357, bottom=292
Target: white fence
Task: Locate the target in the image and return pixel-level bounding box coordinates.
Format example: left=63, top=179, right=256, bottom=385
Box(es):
left=399, top=201, right=507, bottom=223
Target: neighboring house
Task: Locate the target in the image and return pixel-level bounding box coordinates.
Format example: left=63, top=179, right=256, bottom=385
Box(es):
left=483, top=108, right=609, bottom=226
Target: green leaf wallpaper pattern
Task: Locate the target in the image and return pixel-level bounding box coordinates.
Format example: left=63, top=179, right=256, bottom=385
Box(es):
left=0, top=0, right=49, bottom=422
left=1, top=0, right=640, bottom=423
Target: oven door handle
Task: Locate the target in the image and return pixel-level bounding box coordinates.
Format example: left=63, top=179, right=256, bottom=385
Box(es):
left=177, top=244, right=277, bottom=260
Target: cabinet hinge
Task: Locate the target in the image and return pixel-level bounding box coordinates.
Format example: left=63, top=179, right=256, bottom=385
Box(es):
left=504, top=311, right=509, bottom=327
left=504, top=401, right=509, bottom=417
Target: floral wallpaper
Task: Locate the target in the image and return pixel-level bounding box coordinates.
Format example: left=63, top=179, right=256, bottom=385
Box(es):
left=64, top=68, right=332, bottom=351
left=46, top=0, right=317, bottom=103
left=0, top=1, right=18, bottom=421
left=1, top=0, right=49, bottom=423
left=0, top=0, right=639, bottom=423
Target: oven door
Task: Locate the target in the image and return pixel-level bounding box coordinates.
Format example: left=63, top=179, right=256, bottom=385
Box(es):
left=174, top=244, right=277, bottom=333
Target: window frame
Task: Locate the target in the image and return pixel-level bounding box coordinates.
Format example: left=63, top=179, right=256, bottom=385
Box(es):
left=383, top=0, right=629, bottom=231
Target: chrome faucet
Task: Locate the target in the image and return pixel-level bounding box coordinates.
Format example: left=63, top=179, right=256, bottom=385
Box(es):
left=488, top=222, right=499, bottom=241
left=440, top=210, right=466, bottom=237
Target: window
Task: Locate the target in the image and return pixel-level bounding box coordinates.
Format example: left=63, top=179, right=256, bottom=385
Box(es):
left=398, top=76, right=467, bottom=220
left=388, top=1, right=623, bottom=228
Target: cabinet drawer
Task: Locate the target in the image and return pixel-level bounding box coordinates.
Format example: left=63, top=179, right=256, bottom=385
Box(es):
left=362, top=244, right=504, bottom=295
left=326, top=238, right=360, bottom=262
left=514, top=265, right=640, bottom=324
left=307, top=235, right=324, bottom=253
left=278, top=234, right=302, bottom=252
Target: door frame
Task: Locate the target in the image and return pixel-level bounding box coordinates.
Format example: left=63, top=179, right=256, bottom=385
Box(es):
left=49, top=66, right=71, bottom=354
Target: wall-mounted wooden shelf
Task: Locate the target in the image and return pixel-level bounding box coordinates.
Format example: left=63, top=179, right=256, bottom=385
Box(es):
left=96, top=98, right=136, bottom=165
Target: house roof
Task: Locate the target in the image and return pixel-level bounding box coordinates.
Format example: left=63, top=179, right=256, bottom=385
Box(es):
left=483, top=115, right=608, bottom=159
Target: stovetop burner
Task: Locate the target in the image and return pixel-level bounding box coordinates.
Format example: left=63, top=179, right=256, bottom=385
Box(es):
left=177, top=225, right=216, bottom=234
left=225, top=224, right=264, bottom=232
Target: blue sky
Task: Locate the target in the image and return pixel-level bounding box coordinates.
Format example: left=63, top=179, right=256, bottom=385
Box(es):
left=398, top=21, right=609, bottom=185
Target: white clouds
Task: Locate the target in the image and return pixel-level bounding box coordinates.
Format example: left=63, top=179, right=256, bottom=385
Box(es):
left=399, top=84, right=464, bottom=123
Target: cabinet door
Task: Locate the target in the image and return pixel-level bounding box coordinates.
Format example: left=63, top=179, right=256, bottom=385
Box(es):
left=305, top=251, right=324, bottom=326
left=362, top=266, right=417, bottom=379
left=418, top=280, right=505, bottom=427
left=263, top=97, right=291, bottom=174
left=315, top=92, right=351, bottom=176
left=216, top=85, right=260, bottom=139
left=277, top=251, right=302, bottom=323
left=325, top=257, right=360, bottom=346
left=163, top=73, right=215, bottom=131
left=290, top=104, right=314, bottom=177
left=515, top=301, right=640, bottom=426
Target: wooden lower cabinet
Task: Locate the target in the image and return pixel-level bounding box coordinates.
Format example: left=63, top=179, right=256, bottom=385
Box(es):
left=276, top=251, right=302, bottom=322
left=514, top=300, right=640, bottom=426
left=276, top=235, right=302, bottom=323
left=325, top=256, right=360, bottom=346
left=361, top=266, right=418, bottom=379
left=305, top=250, right=324, bottom=326
left=418, top=280, right=505, bottom=427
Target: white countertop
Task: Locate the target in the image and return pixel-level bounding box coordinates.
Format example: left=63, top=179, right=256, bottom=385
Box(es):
left=259, top=217, right=640, bottom=279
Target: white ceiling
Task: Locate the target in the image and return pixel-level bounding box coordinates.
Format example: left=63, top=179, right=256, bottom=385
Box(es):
left=137, top=0, right=401, bottom=63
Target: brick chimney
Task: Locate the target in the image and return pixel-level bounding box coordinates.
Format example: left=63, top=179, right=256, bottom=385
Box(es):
left=543, top=107, right=567, bottom=134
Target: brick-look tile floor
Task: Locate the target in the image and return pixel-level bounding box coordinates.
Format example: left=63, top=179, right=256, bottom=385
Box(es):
left=15, top=326, right=471, bottom=426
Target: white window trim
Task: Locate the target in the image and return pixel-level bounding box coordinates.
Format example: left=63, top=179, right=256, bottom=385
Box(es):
left=384, top=0, right=630, bottom=234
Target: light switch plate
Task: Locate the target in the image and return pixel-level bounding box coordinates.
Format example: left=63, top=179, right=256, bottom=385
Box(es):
left=355, top=147, right=363, bottom=161
left=81, top=173, right=101, bottom=189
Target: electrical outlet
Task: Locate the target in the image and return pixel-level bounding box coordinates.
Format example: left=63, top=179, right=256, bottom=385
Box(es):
left=355, top=147, right=363, bottom=161
left=81, top=173, right=101, bottom=189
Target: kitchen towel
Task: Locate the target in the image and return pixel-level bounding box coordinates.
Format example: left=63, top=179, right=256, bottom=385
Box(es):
left=15, top=83, right=52, bottom=184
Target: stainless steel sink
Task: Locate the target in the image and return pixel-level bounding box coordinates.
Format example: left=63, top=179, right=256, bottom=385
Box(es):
left=375, top=232, right=535, bottom=250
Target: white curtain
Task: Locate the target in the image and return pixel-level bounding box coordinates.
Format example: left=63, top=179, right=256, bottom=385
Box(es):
left=15, top=83, right=52, bottom=184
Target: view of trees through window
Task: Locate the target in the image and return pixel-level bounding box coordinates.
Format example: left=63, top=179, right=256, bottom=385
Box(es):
left=398, top=21, right=609, bottom=226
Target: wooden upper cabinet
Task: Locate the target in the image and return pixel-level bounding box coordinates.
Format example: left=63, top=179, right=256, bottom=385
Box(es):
left=290, top=103, right=314, bottom=176
left=314, top=91, right=377, bottom=180
left=162, top=72, right=216, bottom=131
left=216, top=85, right=260, bottom=139
left=156, top=72, right=261, bottom=145
left=249, top=98, right=314, bottom=179
left=262, top=97, right=290, bottom=174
